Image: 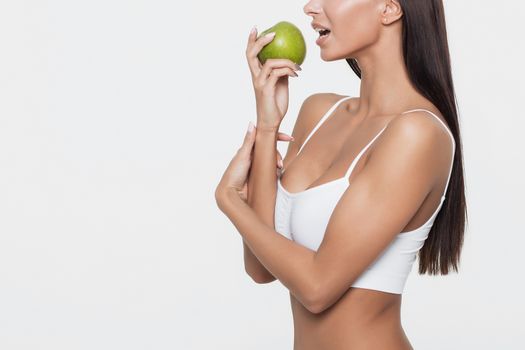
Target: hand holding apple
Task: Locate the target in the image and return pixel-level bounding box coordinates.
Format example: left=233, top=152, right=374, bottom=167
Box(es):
left=245, top=22, right=305, bottom=132
left=257, top=21, right=306, bottom=66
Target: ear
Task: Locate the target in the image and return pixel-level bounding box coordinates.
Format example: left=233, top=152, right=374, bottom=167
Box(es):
left=381, top=0, right=403, bottom=24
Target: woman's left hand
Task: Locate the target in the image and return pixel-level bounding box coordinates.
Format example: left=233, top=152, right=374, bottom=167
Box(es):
left=215, top=121, right=293, bottom=205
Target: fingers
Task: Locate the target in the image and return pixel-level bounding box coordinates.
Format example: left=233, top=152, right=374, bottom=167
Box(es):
left=246, top=27, right=260, bottom=78
left=255, top=59, right=300, bottom=90
left=241, top=123, right=290, bottom=170
left=246, top=28, right=276, bottom=78
left=259, top=59, right=301, bottom=81
left=276, top=150, right=283, bottom=169
left=240, top=121, right=256, bottom=154
left=265, top=68, right=298, bottom=93
left=246, top=25, right=301, bottom=82
left=277, top=132, right=294, bottom=142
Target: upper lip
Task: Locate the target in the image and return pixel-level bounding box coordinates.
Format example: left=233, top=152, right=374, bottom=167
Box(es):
left=311, top=22, right=331, bottom=31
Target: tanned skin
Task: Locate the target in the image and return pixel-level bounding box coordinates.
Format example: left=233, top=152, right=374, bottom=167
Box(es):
left=226, top=0, right=455, bottom=348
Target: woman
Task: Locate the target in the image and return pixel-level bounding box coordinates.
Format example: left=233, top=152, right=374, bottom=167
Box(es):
left=215, top=0, right=467, bottom=348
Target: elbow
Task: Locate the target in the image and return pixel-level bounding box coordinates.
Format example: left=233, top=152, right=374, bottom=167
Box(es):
left=305, top=293, right=327, bottom=314
left=297, top=269, right=330, bottom=314
left=252, top=274, right=277, bottom=284
left=247, top=270, right=277, bottom=284
left=304, top=284, right=332, bottom=314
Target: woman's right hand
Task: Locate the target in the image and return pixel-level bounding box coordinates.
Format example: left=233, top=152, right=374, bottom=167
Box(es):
left=245, top=26, right=302, bottom=132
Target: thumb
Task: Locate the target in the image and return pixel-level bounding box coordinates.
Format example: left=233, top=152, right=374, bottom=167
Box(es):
left=241, top=121, right=256, bottom=151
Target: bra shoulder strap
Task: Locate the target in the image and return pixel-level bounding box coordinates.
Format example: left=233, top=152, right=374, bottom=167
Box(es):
left=296, top=95, right=353, bottom=156
left=344, top=124, right=389, bottom=180
left=401, top=109, right=456, bottom=198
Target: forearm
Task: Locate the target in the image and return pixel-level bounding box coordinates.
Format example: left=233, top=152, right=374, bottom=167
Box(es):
left=247, top=128, right=279, bottom=223
left=242, top=128, right=280, bottom=281
left=219, top=188, right=318, bottom=309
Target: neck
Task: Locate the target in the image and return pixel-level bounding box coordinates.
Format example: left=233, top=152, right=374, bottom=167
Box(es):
left=353, top=26, right=424, bottom=118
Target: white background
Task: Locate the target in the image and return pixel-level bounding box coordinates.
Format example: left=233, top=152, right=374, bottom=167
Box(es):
left=1, top=0, right=524, bottom=349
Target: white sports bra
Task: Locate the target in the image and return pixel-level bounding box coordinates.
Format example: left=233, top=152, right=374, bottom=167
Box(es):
left=274, top=96, right=456, bottom=294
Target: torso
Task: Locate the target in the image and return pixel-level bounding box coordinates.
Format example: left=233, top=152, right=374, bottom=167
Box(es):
left=279, top=93, right=453, bottom=350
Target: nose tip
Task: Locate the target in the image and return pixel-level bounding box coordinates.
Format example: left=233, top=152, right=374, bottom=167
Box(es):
left=302, top=4, right=308, bottom=15
left=303, top=1, right=319, bottom=16
left=303, top=1, right=313, bottom=15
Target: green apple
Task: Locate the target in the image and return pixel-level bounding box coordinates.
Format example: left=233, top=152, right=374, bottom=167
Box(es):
left=257, top=21, right=306, bottom=66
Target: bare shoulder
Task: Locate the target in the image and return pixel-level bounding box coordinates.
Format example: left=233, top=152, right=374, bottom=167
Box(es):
left=377, top=109, right=454, bottom=157
left=389, top=109, right=455, bottom=149
left=282, top=93, right=352, bottom=164
left=365, top=109, right=454, bottom=185
left=292, top=93, right=342, bottom=139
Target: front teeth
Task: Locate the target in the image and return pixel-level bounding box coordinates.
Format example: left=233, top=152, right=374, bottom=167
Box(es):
left=315, top=28, right=331, bottom=36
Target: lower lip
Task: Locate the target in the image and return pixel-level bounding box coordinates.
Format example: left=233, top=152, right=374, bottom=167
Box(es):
left=316, top=32, right=330, bottom=46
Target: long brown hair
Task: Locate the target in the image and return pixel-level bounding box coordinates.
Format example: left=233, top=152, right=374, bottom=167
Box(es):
left=347, top=0, right=467, bottom=275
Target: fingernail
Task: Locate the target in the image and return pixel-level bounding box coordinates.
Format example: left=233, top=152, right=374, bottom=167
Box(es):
left=265, top=32, right=276, bottom=39
left=295, top=64, right=302, bottom=71
left=278, top=159, right=283, bottom=168
left=247, top=121, right=255, bottom=133
left=290, top=136, right=295, bottom=141
left=250, top=26, right=257, bottom=35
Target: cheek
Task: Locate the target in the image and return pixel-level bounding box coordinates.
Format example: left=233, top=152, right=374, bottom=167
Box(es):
left=347, top=15, right=380, bottom=44
left=331, top=0, right=380, bottom=46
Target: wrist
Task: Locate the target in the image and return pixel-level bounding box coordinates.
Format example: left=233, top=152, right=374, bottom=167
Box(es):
left=255, top=128, right=278, bottom=143
left=255, top=122, right=279, bottom=133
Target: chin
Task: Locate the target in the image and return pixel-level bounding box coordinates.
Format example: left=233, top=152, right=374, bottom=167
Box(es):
left=319, top=50, right=343, bottom=62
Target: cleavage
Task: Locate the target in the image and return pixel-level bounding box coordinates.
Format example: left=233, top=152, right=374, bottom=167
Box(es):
left=281, top=129, right=355, bottom=193
left=280, top=119, right=388, bottom=194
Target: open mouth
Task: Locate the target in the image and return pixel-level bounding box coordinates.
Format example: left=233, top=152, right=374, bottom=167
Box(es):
left=319, top=29, right=331, bottom=38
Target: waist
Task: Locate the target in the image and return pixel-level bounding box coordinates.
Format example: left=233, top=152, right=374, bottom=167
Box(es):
left=289, top=288, right=407, bottom=349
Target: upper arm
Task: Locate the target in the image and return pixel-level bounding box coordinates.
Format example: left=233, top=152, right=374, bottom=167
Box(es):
left=309, top=114, right=446, bottom=313
left=281, top=93, right=342, bottom=169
